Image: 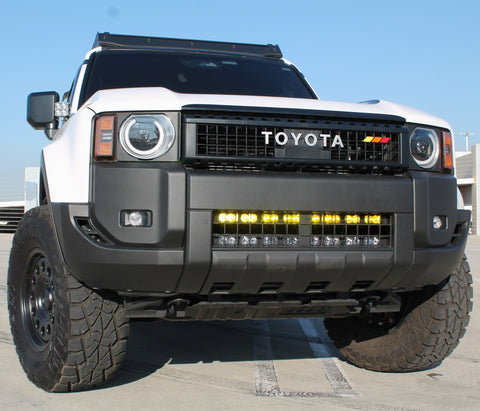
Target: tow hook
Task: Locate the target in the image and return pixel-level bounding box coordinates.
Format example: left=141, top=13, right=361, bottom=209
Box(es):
left=365, top=294, right=401, bottom=313
left=167, top=298, right=190, bottom=318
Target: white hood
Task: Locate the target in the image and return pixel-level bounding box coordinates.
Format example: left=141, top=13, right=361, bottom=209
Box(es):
left=83, top=87, right=451, bottom=130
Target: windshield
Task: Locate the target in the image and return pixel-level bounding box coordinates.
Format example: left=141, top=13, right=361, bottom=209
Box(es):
left=82, top=50, right=315, bottom=103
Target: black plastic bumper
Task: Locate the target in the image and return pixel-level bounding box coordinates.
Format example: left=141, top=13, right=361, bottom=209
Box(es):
left=50, top=164, right=470, bottom=296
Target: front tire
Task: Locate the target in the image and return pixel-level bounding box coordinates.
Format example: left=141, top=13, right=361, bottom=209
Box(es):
left=324, top=255, right=473, bottom=372
left=8, top=206, right=129, bottom=392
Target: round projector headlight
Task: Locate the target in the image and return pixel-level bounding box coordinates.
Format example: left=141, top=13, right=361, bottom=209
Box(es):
left=120, top=114, right=175, bottom=159
left=410, top=127, right=439, bottom=168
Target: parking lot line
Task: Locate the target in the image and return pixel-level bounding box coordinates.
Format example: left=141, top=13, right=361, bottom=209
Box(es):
left=0, top=285, right=6, bottom=306
left=253, top=320, right=281, bottom=396
left=253, top=319, right=357, bottom=398
left=298, top=319, right=357, bottom=397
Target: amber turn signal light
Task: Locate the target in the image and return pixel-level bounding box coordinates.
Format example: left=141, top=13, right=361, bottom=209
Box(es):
left=94, top=115, right=116, bottom=160
left=442, top=131, right=453, bottom=170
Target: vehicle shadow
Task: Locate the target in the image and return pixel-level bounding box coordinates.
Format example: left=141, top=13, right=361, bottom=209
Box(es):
left=103, top=317, right=340, bottom=389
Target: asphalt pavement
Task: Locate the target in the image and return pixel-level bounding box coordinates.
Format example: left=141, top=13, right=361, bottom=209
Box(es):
left=0, top=233, right=479, bottom=410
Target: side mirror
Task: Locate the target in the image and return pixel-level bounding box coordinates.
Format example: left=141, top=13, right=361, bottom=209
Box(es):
left=27, top=92, right=59, bottom=139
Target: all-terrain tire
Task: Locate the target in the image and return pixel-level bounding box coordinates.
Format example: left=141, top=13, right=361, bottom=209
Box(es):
left=324, top=255, right=473, bottom=372
left=8, top=206, right=129, bottom=391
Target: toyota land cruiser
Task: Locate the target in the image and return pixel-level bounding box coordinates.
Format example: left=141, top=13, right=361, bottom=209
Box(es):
left=8, top=33, right=472, bottom=392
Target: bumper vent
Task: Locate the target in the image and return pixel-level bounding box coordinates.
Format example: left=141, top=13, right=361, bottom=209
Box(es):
left=75, top=218, right=111, bottom=245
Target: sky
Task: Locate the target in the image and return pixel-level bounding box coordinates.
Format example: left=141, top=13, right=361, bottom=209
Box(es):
left=0, top=0, right=479, bottom=201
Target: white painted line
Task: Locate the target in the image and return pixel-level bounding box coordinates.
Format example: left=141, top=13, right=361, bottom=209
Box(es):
left=0, top=287, right=6, bottom=306
left=298, top=318, right=357, bottom=397
left=253, top=320, right=281, bottom=396
left=0, top=332, right=13, bottom=345
left=253, top=319, right=357, bottom=398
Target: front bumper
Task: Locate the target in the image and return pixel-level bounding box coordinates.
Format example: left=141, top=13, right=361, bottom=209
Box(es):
left=51, top=164, right=470, bottom=296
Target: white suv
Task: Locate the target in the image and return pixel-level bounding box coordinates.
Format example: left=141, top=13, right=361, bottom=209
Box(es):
left=9, top=32, right=472, bottom=392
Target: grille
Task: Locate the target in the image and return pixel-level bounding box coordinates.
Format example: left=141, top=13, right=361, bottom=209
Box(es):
left=197, top=124, right=276, bottom=157
left=0, top=206, right=24, bottom=233
left=197, top=124, right=400, bottom=163
left=184, top=111, right=406, bottom=173
left=212, top=211, right=392, bottom=249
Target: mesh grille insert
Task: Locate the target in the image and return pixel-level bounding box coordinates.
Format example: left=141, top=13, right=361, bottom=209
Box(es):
left=184, top=111, right=406, bottom=173
left=197, top=124, right=400, bottom=163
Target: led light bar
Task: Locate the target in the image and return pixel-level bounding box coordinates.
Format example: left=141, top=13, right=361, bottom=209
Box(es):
left=214, top=234, right=300, bottom=248
left=213, top=210, right=392, bottom=248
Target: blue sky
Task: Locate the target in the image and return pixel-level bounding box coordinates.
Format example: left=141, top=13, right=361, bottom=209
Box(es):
left=1, top=0, right=479, bottom=201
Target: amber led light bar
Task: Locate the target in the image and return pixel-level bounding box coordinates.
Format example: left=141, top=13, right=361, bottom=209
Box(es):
left=217, top=212, right=382, bottom=225
left=213, top=211, right=391, bottom=248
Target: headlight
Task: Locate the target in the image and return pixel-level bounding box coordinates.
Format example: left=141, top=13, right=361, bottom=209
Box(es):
left=410, top=128, right=439, bottom=168
left=120, top=114, right=175, bottom=159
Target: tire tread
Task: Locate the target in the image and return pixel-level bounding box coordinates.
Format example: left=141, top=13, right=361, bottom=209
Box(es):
left=8, top=206, right=129, bottom=392
left=324, top=255, right=473, bottom=372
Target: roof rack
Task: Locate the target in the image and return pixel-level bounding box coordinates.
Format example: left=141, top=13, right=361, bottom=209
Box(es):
left=92, top=32, right=282, bottom=59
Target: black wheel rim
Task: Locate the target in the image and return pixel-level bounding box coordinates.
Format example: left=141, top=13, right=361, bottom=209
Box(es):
left=21, top=251, right=56, bottom=348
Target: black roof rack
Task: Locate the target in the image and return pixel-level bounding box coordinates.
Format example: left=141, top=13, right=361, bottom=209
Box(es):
left=92, top=32, right=282, bottom=59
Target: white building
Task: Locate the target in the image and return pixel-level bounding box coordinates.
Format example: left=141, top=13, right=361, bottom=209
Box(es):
left=456, top=144, right=479, bottom=235
left=0, top=167, right=39, bottom=233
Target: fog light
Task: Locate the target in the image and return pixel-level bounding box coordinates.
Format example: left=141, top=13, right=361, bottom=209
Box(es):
left=433, top=215, right=445, bottom=230
left=311, top=236, right=321, bottom=246
left=121, top=210, right=152, bottom=227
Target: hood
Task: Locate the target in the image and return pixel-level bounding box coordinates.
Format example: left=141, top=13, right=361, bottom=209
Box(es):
left=83, top=87, right=451, bottom=130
